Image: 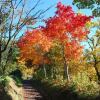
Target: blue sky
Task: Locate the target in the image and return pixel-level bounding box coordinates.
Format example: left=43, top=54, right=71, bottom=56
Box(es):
left=28, top=0, right=92, bottom=27
left=20, top=0, right=93, bottom=29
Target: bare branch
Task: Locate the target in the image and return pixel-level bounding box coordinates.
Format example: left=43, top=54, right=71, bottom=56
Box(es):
left=15, top=0, right=23, bottom=9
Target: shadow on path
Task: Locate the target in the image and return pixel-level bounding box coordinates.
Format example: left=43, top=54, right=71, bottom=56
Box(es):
left=23, top=80, right=47, bottom=100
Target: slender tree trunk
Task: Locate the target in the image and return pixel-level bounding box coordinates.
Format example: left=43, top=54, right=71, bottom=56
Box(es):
left=62, top=45, right=70, bottom=81
left=43, top=64, right=47, bottom=79
left=51, top=63, right=56, bottom=79
left=51, top=66, right=54, bottom=79
left=63, top=57, right=70, bottom=81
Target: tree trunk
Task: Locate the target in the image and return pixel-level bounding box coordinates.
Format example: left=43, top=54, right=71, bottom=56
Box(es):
left=43, top=64, right=47, bottom=79
left=63, top=58, right=70, bottom=81
left=51, top=66, right=54, bottom=79
left=62, top=45, right=70, bottom=81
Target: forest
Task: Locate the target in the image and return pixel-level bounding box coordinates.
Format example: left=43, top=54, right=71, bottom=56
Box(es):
left=0, top=0, right=100, bottom=100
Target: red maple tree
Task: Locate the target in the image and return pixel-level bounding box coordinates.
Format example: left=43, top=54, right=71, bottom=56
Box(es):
left=18, top=2, right=93, bottom=75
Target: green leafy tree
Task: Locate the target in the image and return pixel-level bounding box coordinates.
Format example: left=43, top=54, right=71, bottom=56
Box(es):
left=0, top=0, right=51, bottom=76
left=85, top=30, right=100, bottom=82
left=73, top=0, right=100, bottom=16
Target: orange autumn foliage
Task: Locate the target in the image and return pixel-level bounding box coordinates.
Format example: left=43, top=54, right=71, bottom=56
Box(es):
left=18, top=2, right=93, bottom=67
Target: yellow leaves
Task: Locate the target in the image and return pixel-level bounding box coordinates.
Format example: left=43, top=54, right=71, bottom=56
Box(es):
left=95, top=30, right=100, bottom=37
left=77, top=10, right=83, bottom=15
left=86, top=21, right=94, bottom=28
left=87, top=66, right=96, bottom=76
left=18, top=60, right=35, bottom=77
left=86, top=21, right=99, bottom=29
left=86, top=66, right=97, bottom=81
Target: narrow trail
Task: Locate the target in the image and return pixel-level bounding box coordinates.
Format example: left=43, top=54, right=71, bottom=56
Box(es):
left=23, top=80, right=47, bottom=100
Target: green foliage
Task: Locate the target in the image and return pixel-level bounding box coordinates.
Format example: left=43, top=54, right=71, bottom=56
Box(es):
left=0, top=45, right=19, bottom=76
left=0, top=76, right=9, bottom=87
left=47, top=40, right=64, bottom=79
left=73, top=0, right=100, bottom=17
left=71, top=72, right=100, bottom=97
left=11, top=76, right=23, bottom=87
left=84, top=27, right=100, bottom=81
left=0, top=63, right=17, bottom=76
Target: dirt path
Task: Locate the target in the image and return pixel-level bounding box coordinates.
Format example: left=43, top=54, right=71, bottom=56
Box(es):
left=23, top=80, right=47, bottom=100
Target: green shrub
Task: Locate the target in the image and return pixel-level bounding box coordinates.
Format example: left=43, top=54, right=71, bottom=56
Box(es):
left=0, top=76, right=9, bottom=87
left=71, top=72, right=100, bottom=97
